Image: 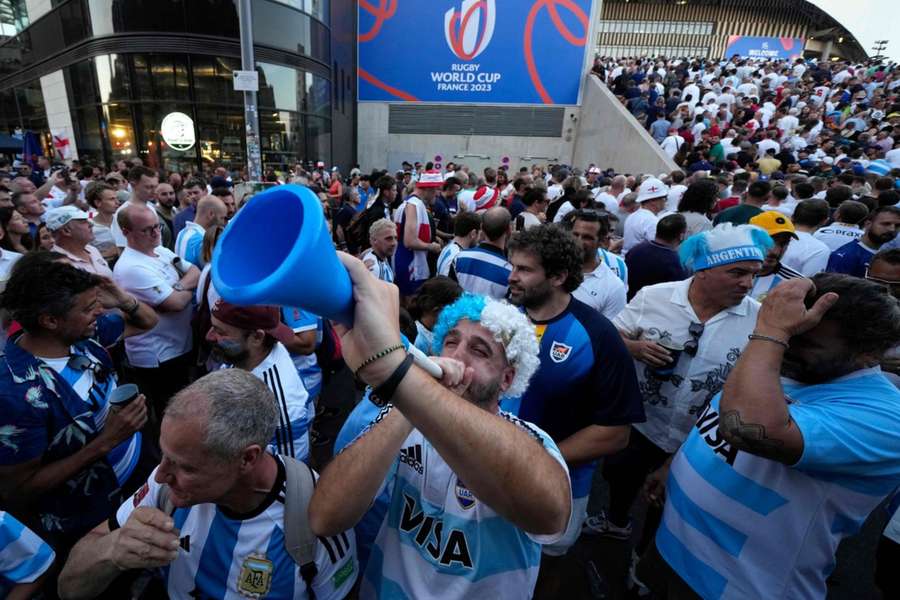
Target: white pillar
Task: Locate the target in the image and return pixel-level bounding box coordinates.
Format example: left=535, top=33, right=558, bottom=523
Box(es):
left=40, top=71, right=79, bottom=161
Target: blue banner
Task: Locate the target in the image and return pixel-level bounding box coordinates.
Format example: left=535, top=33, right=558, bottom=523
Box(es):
left=358, top=0, right=594, bottom=105
left=724, top=36, right=804, bottom=61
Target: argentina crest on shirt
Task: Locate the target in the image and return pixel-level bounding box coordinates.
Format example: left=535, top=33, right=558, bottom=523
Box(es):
left=549, top=341, right=572, bottom=363
left=455, top=477, right=476, bottom=510
left=237, top=553, right=274, bottom=599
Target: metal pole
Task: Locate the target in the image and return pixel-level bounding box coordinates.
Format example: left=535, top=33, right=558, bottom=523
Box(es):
left=238, top=0, right=262, bottom=182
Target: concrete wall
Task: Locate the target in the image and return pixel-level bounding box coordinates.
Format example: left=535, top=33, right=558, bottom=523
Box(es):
left=358, top=103, right=580, bottom=173
left=572, top=75, right=676, bottom=175
left=357, top=76, right=677, bottom=176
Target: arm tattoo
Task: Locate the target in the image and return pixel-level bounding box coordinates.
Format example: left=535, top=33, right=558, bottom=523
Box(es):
left=719, top=410, right=800, bottom=464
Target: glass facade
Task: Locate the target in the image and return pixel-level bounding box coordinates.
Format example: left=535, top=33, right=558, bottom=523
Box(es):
left=63, top=54, right=333, bottom=172
left=0, top=0, right=28, bottom=37
left=597, top=20, right=714, bottom=36
left=0, top=0, right=355, bottom=171
left=598, top=45, right=710, bottom=59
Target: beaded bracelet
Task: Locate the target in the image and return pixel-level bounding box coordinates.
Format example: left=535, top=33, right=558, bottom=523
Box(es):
left=354, top=344, right=405, bottom=378
left=748, top=333, right=789, bottom=349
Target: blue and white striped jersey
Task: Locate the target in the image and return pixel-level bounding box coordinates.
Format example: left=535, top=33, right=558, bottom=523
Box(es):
left=658, top=368, right=900, bottom=599
left=358, top=407, right=572, bottom=599
left=117, top=458, right=357, bottom=600
left=40, top=347, right=141, bottom=485
left=281, top=307, right=323, bottom=399
left=174, top=221, right=205, bottom=267
left=225, top=342, right=312, bottom=462
left=436, top=241, right=462, bottom=277
left=361, top=249, right=395, bottom=284
left=0, top=511, right=54, bottom=595
left=451, top=243, right=512, bottom=300
left=598, top=248, right=629, bottom=292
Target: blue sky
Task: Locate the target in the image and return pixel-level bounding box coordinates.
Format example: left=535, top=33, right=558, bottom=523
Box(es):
left=811, top=0, right=899, bottom=61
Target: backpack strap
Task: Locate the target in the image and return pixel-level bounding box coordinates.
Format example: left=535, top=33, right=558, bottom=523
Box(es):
left=282, top=455, right=319, bottom=596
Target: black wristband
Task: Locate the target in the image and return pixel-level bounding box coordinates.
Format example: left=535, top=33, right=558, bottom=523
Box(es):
left=370, top=353, right=415, bottom=407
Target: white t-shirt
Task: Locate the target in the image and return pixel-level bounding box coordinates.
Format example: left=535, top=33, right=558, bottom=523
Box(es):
left=113, top=246, right=192, bottom=367
left=516, top=211, right=542, bottom=232
left=666, top=184, right=687, bottom=212
left=457, top=189, right=477, bottom=213
left=593, top=190, right=619, bottom=214
left=813, top=224, right=863, bottom=251
left=612, top=278, right=760, bottom=451
left=552, top=201, right=575, bottom=223
left=546, top=183, right=564, bottom=202
left=0, top=249, right=22, bottom=292
left=660, top=135, right=685, bottom=159
left=781, top=231, right=831, bottom=276
left=623, top=208, right=660, bottom=254
left=572, top=263, right=627, bottom=321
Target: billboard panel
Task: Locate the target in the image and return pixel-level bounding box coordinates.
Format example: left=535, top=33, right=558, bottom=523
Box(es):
left=359, top=0, right=595, bottom=105
left=725, top=36, right=805, bottom=60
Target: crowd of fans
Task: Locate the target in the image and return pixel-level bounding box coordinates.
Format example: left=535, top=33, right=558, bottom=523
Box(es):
left=0, top=53, right=898, bottom=600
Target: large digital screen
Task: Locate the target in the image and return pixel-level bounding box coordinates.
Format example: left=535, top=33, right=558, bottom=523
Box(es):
left=725, top=36, right=805, bottom=60
left=358, top=0, right=595, bottom=105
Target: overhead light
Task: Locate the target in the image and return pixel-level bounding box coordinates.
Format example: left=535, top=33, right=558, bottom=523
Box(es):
left=112, top=128, right=126, bottom=139
left=838, top=37, right=844, bottom=43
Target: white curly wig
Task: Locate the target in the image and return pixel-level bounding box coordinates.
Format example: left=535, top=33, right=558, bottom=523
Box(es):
left=432, top=294, right=540, bottom=398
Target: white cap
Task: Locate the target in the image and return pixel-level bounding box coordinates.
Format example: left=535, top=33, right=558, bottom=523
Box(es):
left=45, top=205, right=90, bottom=231
left=636, top=177, right=669, bottom=203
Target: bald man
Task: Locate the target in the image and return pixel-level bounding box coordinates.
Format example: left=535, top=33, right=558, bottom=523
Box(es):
left=594, top=175, right=630, bottom=214
left=174, top=195, right=227, bottom=267
left=450, top=206, right=513, bottom=299
left=114, top=204, right=200, bottom=431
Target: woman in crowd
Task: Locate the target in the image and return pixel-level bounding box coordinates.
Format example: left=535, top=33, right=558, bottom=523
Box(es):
left=0, top=207, right=32, bottom=253
left=677, top=178, right=718, bottom=236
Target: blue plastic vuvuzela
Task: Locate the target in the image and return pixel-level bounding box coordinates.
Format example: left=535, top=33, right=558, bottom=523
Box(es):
left=211, top=184, right=355, bottom=325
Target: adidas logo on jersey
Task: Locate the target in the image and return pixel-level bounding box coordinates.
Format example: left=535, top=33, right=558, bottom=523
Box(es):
left=399, top=444, right=424, bottom=475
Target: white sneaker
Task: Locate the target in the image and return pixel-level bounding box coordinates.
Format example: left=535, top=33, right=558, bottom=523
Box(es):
left=581, top=510, right=633, bottom=540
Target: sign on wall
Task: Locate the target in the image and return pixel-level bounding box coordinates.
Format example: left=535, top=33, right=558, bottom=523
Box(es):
left=161, top=112, right=196, bottom=152
left=724, top=36, right=805, bottom=61
left=359, top=0, right=595, bottom=105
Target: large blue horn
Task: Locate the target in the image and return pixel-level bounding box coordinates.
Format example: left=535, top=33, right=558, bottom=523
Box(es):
left=211, top=184, right=355, bottom=325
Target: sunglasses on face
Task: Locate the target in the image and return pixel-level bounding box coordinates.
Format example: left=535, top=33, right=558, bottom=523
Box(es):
left=683, top=322, right=705, bottom=357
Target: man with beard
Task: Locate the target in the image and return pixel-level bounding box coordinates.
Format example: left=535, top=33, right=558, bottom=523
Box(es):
left=586, top=224, right=766, bottom=572
left=153, top=182, right=177, bottom=250
left=827, top=206, right=900, bottom=278
left=505, top=224, right=644, bottom=597
left=640, top=274, right=900, bottom=599
left=308, top=256, right=571, bottom=599
left=205, top=302, right=313, bottom=463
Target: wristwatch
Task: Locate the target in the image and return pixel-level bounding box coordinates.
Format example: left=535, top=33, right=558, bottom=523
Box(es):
left=173, top=282, right=185, bottom=292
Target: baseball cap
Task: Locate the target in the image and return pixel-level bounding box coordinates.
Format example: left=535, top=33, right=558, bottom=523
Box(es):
left=588, top=166, right=602, bottom=174
left=45, top=206, right=90, bottom=231
left=211, top=301, right=296, bottom=345
left=316, top=161, right=325, bottom=168
left=636, top=177, right=669, bottom=203
left=750, top=211, right=799, bottom=240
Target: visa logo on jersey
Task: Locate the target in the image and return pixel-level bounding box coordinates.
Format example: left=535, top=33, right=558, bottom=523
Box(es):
left=444, top=0, right=496, bottom=61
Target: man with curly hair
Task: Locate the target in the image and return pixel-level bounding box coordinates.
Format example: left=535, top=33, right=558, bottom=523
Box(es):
left=506, top=224, right=644, bottom=595
left=310, top=283, right=572, bottom=599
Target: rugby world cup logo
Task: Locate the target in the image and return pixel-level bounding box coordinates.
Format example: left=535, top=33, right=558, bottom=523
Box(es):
left=444, top=0, right=496, bottom=61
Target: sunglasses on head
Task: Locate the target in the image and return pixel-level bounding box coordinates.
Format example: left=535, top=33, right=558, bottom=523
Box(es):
left=683, top=322, right=705, bottom=357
